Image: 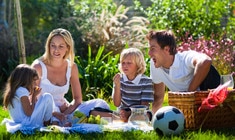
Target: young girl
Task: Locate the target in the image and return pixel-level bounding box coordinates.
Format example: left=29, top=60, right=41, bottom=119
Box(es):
left=2, top=64, right=54, bottom=133
left=90, top=48, right=154, bottom=122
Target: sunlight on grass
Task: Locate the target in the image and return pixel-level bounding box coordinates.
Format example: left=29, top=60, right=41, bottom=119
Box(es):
left=163, top=92, right=169, bottom=106
left=0, top=106, right=9, bottom=120
left=108, top=101, right=117, bottom=111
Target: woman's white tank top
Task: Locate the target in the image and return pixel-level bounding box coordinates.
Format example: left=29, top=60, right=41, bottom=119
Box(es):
left=38, top=60, right=71, bottom=106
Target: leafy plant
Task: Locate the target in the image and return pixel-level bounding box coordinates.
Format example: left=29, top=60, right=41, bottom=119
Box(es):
left=226, top=1, right=235, bottom=40
left=20, top=0, right=76, bottom=57
left=134, top=0, right=235, bottom=40
left=75, top=46, right=120, bottom=100
left=72, top=4, right=149, bottom=55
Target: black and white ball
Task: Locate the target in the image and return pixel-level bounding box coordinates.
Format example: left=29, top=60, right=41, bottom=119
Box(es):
left=152, top=106, right=185, bottom=136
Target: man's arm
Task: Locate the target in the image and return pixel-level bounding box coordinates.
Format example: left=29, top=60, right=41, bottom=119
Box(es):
left=152, top=82, right=165, bottom=114
left=188, top=54, right=212, bottom=91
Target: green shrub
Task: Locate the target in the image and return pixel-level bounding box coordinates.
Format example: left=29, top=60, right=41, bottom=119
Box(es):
left=71, top=3, right=149, bottom=56
left=75, top=46, right=119, bottom=101
left=134, top=0, right=235, bottom=40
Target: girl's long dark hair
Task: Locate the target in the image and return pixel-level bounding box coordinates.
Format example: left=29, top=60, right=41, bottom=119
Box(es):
left=3, top=64, right=38, bottom=108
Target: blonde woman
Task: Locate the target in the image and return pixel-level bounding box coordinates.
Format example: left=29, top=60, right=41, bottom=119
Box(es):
left=31, top=28, right=109, bottom=126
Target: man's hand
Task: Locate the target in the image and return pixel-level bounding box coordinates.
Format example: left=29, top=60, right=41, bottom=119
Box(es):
left=119, top=109, right=131, bottom=122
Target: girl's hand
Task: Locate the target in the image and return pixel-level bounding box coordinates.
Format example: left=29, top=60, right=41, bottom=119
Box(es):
left=29, top=86, right=41, bottom=104
left=33, top=86, right=41, bottom=97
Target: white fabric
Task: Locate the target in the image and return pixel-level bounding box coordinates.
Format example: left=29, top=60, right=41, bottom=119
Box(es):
left=2, top=87, right=54, bottom=133
left=150, top=50, right=200, bottom=91
left=39, top=60, right=70, bottom=107
left=38, top=60, right=110, bottom=118
left=9, top=87, right=30, bottom=123
left=122, top=74, right=142, bottom=85
left=76, top=99, right=110, bottom=116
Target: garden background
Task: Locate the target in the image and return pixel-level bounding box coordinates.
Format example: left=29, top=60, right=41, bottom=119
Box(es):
left=0, top=0, right=234, bottom=102
left=0, top=0, right=235, bottom=139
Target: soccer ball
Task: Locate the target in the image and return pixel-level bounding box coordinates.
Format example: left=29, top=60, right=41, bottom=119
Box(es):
left=152, top=106, right=185, bottom=136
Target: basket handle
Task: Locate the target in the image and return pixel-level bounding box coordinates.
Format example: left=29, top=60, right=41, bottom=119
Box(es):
left=199, top=111, right=211, bottom=128
left=226, top=102, right=235, bottom=114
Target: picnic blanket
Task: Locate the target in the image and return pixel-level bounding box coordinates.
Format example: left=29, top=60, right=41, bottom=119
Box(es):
left=1, top=118, right=153, bottom=135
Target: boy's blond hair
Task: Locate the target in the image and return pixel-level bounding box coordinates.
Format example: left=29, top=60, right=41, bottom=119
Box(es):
left=119, top=48, right=146, bottom=75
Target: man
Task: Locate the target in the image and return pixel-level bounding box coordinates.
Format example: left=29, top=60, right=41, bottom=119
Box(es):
left=146, top=30, right=220, bottom=113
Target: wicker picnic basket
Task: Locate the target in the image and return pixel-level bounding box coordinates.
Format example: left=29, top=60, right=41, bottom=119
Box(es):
left=168, top=90, right=235, bottom=130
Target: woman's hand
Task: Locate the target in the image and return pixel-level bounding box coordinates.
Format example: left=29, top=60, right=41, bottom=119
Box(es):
left=53, top=112, right=67, bottom=123
left=60, top=103, right=69, bottom=113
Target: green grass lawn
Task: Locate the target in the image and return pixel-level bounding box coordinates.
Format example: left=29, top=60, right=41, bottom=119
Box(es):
left=1, top=94, right=235, bottom=140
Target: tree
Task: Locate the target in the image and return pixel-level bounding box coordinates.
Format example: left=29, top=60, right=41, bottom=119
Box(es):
left=0, top=0, right=8, bottom=30
left=15, top=0, right=26, bottom=64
